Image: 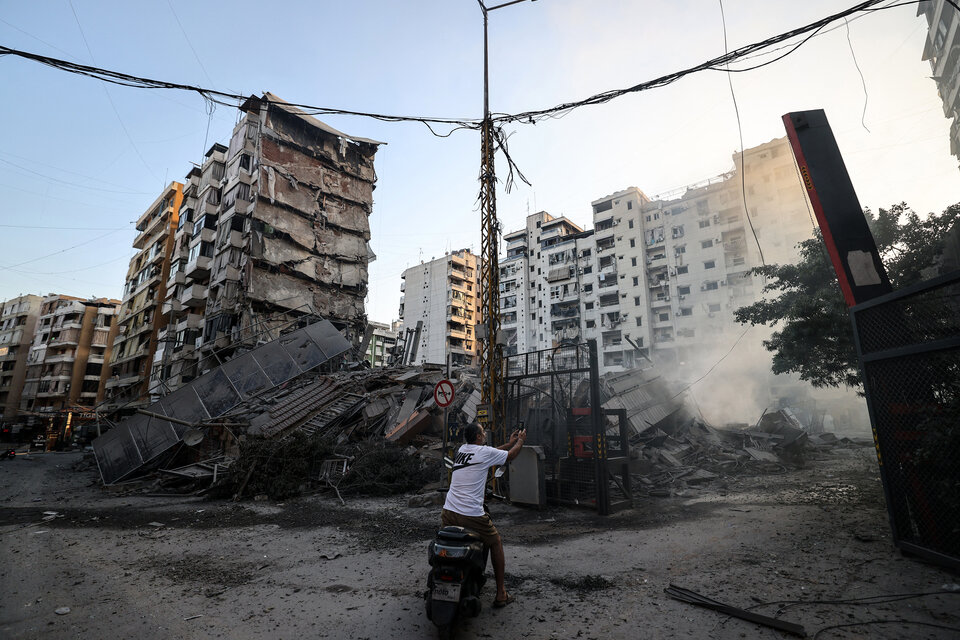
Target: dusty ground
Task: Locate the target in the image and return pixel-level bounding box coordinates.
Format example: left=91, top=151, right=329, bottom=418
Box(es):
left=1, top=446, right=958, bottom=639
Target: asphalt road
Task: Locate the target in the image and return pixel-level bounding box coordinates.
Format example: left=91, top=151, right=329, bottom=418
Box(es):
left=1, top=448, right=958, bottom=639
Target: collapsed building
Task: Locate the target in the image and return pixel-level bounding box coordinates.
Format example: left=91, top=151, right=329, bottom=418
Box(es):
left=153, top=93, right=383, bottom=397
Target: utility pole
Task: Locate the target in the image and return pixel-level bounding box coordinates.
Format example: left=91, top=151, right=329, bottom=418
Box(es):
left=477, top=0, right=536, bottom=445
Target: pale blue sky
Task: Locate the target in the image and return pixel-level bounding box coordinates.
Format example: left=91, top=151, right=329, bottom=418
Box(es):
left=1, top=0, right=957, bottom=323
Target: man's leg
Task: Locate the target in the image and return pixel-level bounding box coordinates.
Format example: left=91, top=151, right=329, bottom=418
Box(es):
left=490, top=533, right=508, bottom=602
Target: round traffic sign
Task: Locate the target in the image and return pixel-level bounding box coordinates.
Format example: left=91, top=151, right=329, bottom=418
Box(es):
left=434, top=379, right=455, bottom=408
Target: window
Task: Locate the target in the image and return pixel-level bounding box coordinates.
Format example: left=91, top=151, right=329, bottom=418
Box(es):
left=583, top=266, right=592, bottom=274
left=584, top=284, right=593, bottom=293
left=680, top=307, right=692, bottom=316
left=704, top=260, right=716, bottom=269
left=239, top=154, right=252, bottom=171
left=586, top=320, right=596, bottom=328
left=627, top=201, right=633, bottom=210
left=658, top=312, right=669, bottom=321
left=631, top=257, right=637, bottom=267
left=699, top=220, right=710, bottom=229
left=708, top=303, right=721, bottom=313
left=630, top=238, right=636, bottom=248
left=678, top=285, right=691, bottom=295
left=675, top=245, right=686, bottom=255
left=585, top=302, right=594, bottom=310
left=635, top=317, right=642, bottom=327
left=632, top=277, right=639, bottom=286
left=697, top=200, right=709, bottom=214
left=701, top=239, right=713, bottom=249
left=671, top=225, right=684, bottom=239
left=703, top=281, right=719, bottom=291
left=628, top=220, right=634, bottom=229
left=677, top=265, right=689, bottom=275
left=634, top=296, right=641, bottom=306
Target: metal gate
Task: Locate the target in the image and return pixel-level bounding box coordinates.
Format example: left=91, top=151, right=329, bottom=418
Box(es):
left=852, top=270, right=960, bottom=570
left=503, top=340, right=631, bottom=515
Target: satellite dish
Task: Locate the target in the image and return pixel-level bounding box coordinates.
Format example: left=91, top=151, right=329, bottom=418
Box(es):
left=182, top=428, right=203, bottom=447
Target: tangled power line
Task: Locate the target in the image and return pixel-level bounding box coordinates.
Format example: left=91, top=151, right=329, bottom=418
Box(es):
left=0, top=0, right=945, bottom=138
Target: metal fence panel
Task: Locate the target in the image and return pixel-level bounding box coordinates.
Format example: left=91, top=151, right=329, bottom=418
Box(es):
left=504, top=341, right=630, bottom=514
left=852, top=271, right=960, bottom=570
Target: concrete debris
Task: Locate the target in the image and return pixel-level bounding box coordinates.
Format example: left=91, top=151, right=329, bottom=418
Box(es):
left=629, top=409, right=861, bottom=497
left=103, top=360, right=483, bottom=500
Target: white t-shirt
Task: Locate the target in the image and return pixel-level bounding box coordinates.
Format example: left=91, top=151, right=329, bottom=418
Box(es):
left=443, top=443, right=509, bottom=517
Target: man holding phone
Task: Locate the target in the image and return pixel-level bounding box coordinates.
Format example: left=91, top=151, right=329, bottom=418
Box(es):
left=441, top=424, right=526, bottom=608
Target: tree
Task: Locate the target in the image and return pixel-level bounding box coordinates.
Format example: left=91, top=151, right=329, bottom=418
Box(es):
left=734, top=202, right=960, bottom=389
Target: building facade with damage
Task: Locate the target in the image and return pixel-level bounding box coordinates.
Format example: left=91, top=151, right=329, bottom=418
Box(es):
left=398, top=249, right=480, bottom=366
left=152, top=93, right=382, bottom=393
left=106, top=182, right=183, bottom=410
left=19, top=295, right=119, bottom=414
left=919, top=0, right=960, bottom=170
left=0, top=294, right=42, bottom=421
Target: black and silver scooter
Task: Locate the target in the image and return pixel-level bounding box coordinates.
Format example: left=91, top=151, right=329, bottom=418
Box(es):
left=424, top=525, right=490, bottom=639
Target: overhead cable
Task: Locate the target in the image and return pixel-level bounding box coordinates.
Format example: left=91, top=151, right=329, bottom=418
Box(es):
left=0, top=0, right=937, bottom=134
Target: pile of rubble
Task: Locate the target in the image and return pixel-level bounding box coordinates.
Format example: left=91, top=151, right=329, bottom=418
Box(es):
left=101, top=363, right=481, bottom=500
left=629, top=408, right=864, bottom=497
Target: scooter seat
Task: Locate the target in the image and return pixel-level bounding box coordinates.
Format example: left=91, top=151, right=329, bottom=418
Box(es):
left=437, top=526, right=484, bottom=543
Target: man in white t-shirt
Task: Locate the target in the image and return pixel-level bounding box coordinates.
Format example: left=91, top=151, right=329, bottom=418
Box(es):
left=441, top=423, right=526, bottom=608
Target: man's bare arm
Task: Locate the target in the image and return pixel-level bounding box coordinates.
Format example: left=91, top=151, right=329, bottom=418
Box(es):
left=497, top=430, right=520, bottom=451
left=505, top=429, right=526, bottom=462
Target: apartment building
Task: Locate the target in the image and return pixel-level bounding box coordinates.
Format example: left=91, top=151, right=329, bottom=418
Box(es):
left=495, top=137, right=812, bottom=377
left=153, top=92, right=382, bottom=393
left=364, top=321, right=397, bottom=367
left=19, top=295, right=119, bottom=414
left=153, top=149, right=225, bottom=393
left=585, top=137, right=813, bottom=374
left=0, top=294, right=42, bottom=420
left=398, top=249, right=481, bottom=366
left=919, top=0, right=960, bottom=169
left=499, top=212, right=595, bottom=365
left=106, top=182, right=183, bottom=410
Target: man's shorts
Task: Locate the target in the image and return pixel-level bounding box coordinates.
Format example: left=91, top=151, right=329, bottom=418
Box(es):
left=440, top=508, right=500, bottom=548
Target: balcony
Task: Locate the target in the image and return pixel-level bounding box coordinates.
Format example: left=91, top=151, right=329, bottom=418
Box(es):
left=180, top=284, right=207, bottom=309
left=224, top=229, right=243, bottom=249
left=133, top=214, right=169, bottom=250
left=167, top=270, right=186, bottom=288
left=176, top=313, right=203, bottom=332
left=185, top=255, right=212, bottom=280
left=163, top=298, right=184, bottom=316
left=44, top=353, right=74, bottom=364
left=192, top=226, right=216, bottom=244
left=48, top=334, right=80, bottom=348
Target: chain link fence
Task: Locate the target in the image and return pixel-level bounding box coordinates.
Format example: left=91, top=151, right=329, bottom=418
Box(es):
left=852, top=271, right=960, bottom=570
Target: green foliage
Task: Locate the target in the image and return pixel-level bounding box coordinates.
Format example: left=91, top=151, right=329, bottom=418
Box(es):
left=225, top=433, right=438, bottom=500
left=735, top=202, right=960, bottom=389
left=340, top=442, right=440, bottom=496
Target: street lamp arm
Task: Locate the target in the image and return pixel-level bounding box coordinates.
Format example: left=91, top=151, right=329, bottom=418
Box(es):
left=483, top=0, right=537, bottom=12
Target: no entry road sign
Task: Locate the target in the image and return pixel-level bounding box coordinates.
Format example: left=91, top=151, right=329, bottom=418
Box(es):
left=434, top=379, right=455, bottom=408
